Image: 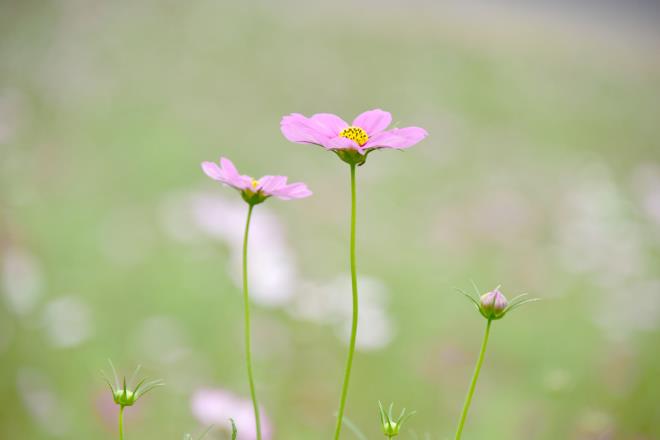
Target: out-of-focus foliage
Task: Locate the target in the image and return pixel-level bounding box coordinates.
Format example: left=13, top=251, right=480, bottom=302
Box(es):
left=1, top=1, right=659, bottom=439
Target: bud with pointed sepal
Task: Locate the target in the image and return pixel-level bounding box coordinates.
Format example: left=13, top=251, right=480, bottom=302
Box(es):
left=378, top=401, right=415, bottom=438
left=459, top=283, right=538, bottom=321
left=101, top=360, right=164, bottom=408
left=479, top=288, right=508, bottom=319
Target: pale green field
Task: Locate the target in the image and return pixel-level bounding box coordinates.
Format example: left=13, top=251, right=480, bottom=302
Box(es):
left=1, top=1, right=659, bottom=439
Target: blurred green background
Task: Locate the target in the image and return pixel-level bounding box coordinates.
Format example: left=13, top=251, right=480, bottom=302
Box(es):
left=1, top=1, right=660, bottom=439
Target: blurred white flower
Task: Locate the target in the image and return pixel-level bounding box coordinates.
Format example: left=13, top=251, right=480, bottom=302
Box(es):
left=556, top=165, right=660, bottom=338
left=193, top=193, right=298, bottom=307
left=17, top=368, right=70, bottom=436
left=191, top=388, right=272, bottom=440
left=291, top=275, right=394, bottom=351
left=593, top=280, right=660, bottom=341
left=555, top=165, right=645, bottom=285
left=340, top=307, right=394, bottom=351
left=159, top=191, right=206, bottom=244
left=1, top=247, right=43, bottom=316
left=632, top=163, right=660, bottom=226
left=160, top=191, right=298, bottom=307
left=41, top=296, right=93, bottom=348
left=161, top=191, right=395, bottom=349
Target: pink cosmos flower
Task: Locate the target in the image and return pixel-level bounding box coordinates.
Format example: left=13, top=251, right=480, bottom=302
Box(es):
left=280, top=109, right=428, bottom=160
left=191, top=388, right=272, bottom=440
left=201, top=157, right=312, bottom=204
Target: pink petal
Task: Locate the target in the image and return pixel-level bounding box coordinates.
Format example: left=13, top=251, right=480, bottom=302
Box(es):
left=191, top=389, right=273, bottom=440
left=280, top=114, right=332, bottom=147
left=201, top=161, right=224, bottom=181
left=310, top=113, right=348, bottom=137
left=202, top=157, right=253, bottom=190
left=352, top=109, right=392, bottom=135
left=271, top=182, right=312, bottom=200
left=363, top=126, right=428, bottom=149
left=258, top=175, right=288, bottom=193
left=219, top=157, right=254, bottom=188
left=326, top=136, right=364, bottom=153
left=219, top=157, right=240, bottom=179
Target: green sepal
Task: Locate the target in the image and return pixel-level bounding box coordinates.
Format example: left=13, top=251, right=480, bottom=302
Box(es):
left=334, top=149, right=367, bottom=166
left=241, top=190, right=268, bottom=205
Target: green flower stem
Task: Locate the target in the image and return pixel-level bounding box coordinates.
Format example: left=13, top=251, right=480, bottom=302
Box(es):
left=118, top=406, right=125, bottom=440
left=243, top=203, right=262, bottom=440
left=455, top=319, right=492, bottom=440
left=334, top=163, right=359, bottom=440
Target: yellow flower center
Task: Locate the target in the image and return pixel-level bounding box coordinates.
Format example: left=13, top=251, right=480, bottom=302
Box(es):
left=251, top=179, right=259, bottom=189
left=339, top=126, right=369, bottom=146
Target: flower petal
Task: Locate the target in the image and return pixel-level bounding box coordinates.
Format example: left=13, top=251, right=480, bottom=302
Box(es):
left=201, top=161, right=224, bottom=181
left=271, top=182, right=312, bottom=200
left=218, top=157, right=236, bottom=175
left=326, top=136, right=364, bottom=153
left=363, top=126, right=428, bottom=150
left=310, top=113, right=348, bottom=137
left=280, top=113, right=333, bottom=147
left=202, top=157, right=253, bottom=190
left=352, top=109, right=392, bottom=135
left=258, top=175, right=288, bottom=193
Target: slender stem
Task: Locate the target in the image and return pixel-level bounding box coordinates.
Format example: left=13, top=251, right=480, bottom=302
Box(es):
left=242, top=203, right=262, bottom=440
left=118, top=406, right=125, bottom=440
left=334, top=163, right=359, bottom=440
left=455, top=319, right=492, bottom=440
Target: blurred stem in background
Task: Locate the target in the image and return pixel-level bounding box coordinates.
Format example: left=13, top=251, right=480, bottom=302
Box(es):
left=455, top=319, right=492, bottom=440
left=242, top=203, right=262, bottom=440
left=334, top=163, right=359, bottom=440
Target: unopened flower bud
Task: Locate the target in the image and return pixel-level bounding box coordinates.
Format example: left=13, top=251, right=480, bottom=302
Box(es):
left=113, top=388, right=137, bottom=406
left=383, top=419, right=401, bottom=437
left=479, top=289, right=508, bottom=320
left=378, top=402, right=415, bottom=438
left=459, top=283, right=537, bottom=321
left=102, top=361, right=164, bottom=408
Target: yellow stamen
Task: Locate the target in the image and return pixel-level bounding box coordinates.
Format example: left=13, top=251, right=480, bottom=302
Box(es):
left=339, top=126, right=369, bottom=146
left=251, top=179, right=259, bottom=189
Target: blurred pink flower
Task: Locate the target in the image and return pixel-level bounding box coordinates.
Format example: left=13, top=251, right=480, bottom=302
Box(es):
left=280, top=109, right=427, bottom=154
left=201, top=157, right=311, bottom=201
left=191, top=388, right=272, bottom=440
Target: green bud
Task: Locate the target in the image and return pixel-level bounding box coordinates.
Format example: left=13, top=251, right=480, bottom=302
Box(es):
left=113, top=388, right=137, bottom=406
left=102, top=361, right=164, bottom=408
left=378, top=401, right=415, bottom=438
